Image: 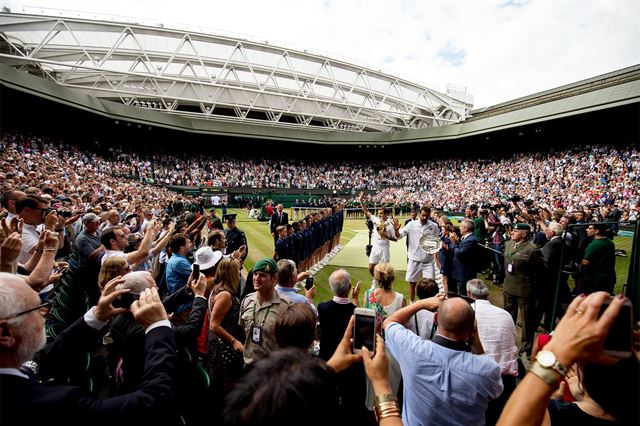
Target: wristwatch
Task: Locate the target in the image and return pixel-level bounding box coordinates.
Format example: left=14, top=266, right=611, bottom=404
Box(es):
left=536, top=350, right=568, bottom=376
left=529, top=350, right=567, bottom=387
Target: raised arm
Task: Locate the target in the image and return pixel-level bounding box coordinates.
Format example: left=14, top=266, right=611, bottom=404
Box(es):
left=383, top=294, right=443, bottom=330
left=497, top=292, right=625, bottom=426
left=359, top=191, right=372, bottom=218
left=127, top=220, right=159, bottom=266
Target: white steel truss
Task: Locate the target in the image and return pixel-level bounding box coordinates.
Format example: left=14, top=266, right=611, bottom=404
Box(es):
left=0, top=12, right=472, bottom=132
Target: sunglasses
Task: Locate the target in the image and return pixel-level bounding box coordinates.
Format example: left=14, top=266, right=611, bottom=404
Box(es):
left=0, top=301, right=51, bottom=321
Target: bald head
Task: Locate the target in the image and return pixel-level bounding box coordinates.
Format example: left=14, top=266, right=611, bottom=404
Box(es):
left=437, top=298, right=475, bottom=342
left=117, top=271, right=156, bottom=293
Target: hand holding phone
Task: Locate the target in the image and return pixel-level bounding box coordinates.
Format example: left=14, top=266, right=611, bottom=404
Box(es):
left=599, top=296, right=633, bottom=357
left=305, top=276, right=314, bottom=290
left=353, top=307, right=377, bottom=355
left=192, top=263, right=200, bottom=279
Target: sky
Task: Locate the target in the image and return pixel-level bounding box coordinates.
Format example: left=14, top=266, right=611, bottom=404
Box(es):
left=2, top=0, right=639, bottom=108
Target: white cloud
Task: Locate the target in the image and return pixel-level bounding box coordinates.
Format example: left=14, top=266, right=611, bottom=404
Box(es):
left=3, top=0, right=639, bottom=107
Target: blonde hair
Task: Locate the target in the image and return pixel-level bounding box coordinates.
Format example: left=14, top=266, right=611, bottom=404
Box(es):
left=374, top=263, right=395, bottom=290
left=98, top=257, right=128, bottom=290
left=212, top=257, right=240, bottom=295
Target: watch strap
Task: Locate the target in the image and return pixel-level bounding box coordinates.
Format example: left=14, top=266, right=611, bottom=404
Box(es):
left=552, top=360, right=568, bottom=377
left=529, top=360, right=562, bottom=387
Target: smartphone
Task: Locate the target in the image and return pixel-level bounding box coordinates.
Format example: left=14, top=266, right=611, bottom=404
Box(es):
left=113, top=292, right=140, bottom=309
left=305, top=276, right=314, bottom=290
left=53, top=266, right=69, bottom=275
left=192, top=263, right=200, bottom=279
left=353, top=307, right=377, bottom=354
left=599, top=296, right=633, bottom=357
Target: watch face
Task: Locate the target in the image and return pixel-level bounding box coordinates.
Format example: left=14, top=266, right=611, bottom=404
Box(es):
left=537, top=350, right=556, bottom=368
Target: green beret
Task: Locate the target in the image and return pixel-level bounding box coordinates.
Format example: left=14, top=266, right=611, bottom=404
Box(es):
left=515, top=223, right=531, bottom=231
left=252, top=258, right=278, bottom=274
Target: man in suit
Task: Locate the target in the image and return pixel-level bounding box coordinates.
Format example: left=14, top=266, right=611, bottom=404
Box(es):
left=108, top=271, right=207, bottom=393
left=538, top=222, right=570, bottom=331
left=270, top=204, right=289, bottom=242
left=316, top=269, right=365, bottom=423
left=0, top=273, right=178, bottom=425
left=503, top=223, right=543, bottom=356
left=449, top=219, right=479, bottom=296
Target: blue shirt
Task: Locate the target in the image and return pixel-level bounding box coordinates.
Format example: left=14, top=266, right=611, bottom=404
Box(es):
left=275, top=285, right=317, bottom=314
left=385, top=322, right=503, bottom=426
left=165, top=253, right=192, bottom=294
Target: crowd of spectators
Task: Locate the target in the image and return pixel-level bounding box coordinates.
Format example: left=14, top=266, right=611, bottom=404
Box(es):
left=4, top=130, right=637, bottom=219
left=0, top=128, right=638, bottom=425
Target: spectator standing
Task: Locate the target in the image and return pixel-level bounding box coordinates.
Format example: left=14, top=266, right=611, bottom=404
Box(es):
left=581, top=223, right=616, bottom=294
left=383, top=294, right=503, bottom=426
left=466, top=279, right=518, bottom=425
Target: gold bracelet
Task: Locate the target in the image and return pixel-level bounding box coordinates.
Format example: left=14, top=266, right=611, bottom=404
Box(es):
left=43, top=248, right=58, bottom=253
left=374, top=400, right=400, bottom=422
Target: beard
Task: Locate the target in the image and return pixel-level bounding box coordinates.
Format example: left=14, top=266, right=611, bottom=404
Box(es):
left=16, top=324, right=47, bottom=366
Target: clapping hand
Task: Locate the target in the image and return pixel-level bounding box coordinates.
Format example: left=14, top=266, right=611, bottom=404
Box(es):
left=1, top=217, right=23, bottom=236
left=92, top=276, right=130, bottom=322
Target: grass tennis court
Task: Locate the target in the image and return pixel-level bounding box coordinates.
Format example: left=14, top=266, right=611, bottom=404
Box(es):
left=229, top=208, right=634, bottom=307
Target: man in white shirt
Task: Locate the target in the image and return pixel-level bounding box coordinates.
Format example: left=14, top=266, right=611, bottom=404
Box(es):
left=466, top=278, right=517, bottom=425
left=16, top=195, right=63, bottom=265
left=394, top=206, right=440, bottom=302
left=359, top=192, right=396, bottom=277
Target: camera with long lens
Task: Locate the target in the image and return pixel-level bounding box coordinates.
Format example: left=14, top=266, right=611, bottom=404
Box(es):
left=365, top=218, right=374, bottom=257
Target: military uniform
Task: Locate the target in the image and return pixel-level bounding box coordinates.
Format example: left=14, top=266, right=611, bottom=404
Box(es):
left=239, top=288, right=290, bottom=364
left=503, top=239, right=542, bottom=355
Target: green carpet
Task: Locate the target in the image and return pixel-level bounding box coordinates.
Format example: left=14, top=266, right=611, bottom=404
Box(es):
left=329, top=229, right=408, bottom=272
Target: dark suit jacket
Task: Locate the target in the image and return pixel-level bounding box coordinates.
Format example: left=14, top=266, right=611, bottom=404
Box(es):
left=317, top=300, right=367, bottom=423
left=451, top=234, right=479, bottom=283
left=541, top=236, right=569, bottom=301
left=270, top=211, right=289, bottom=234
left=1, top=318, right=177, bottom=425
left=109, top=296, right=207, bottom=392
left=317, top=301, right=355, bottom=361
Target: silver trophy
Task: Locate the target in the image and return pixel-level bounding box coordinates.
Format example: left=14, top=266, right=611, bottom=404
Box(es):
left=419, top=232, right=441, bottom=254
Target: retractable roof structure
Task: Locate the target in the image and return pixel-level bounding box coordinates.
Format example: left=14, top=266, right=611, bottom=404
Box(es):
left=0, top=11, right=472, bottom=133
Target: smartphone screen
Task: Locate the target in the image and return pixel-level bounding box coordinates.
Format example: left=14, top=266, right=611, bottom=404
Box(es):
left=193, top=263, right=200, bottom=278
left=353, top=313, right=376, bottom=353
left=305, top=277, right=314, bottom=290
left=600, top=300, right=632, bottom=354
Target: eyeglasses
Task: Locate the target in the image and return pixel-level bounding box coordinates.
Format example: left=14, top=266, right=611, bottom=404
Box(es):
left=0, top=301, right=51, bottom=321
